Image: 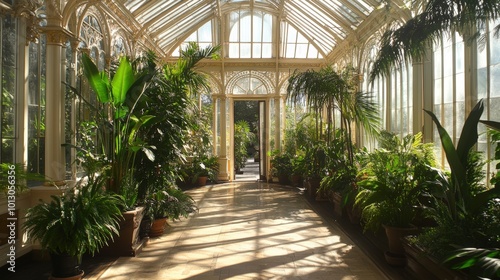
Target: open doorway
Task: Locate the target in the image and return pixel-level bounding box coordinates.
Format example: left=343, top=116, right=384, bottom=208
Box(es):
left=233, top=100, right=262, bottom=181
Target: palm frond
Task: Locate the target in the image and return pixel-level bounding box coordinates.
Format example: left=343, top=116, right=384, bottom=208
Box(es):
left=370, top=0, right=500, bottom=83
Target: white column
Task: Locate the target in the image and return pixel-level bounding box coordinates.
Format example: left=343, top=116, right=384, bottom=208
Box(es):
left=412, top=59, right=424, bottom=135
left=228, top=97, right=234, bottom=181
left=422, top=49, right=434, bottom=143
left=217, top=97, right=229, bottom=181
left=43, top=28, right=68, bottom=185
left=69, top=40, right=79, bottom=182
left=274, top=97, right=281, bottom=151
left=16, top=16, right=29, bottom=167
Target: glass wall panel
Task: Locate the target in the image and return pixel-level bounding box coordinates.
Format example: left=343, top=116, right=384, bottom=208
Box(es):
left=1, top=14, right=17, bottom=163
left=28, top=36, right=47, bottom=175
left=433, top=32, right=465, bottom=169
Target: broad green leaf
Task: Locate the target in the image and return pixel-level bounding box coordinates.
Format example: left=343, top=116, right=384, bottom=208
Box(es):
left=479, top=120, right=500, bottom=131
left=111, top=56, right=134, bottom=107
left=81, top=53, right=110, bottom=103
left=424, top=108, right=466, bottom=184
left=456, top=100, right=484, bottom=166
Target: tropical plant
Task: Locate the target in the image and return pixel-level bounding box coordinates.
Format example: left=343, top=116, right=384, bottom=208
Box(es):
left=234, top=120, right=254, bottom=172
left=419, top=100, right=500, bottom=277
left=0, top=163, right=44, bottom=194
left=191, top=154, right=219, bottom=182
left=23, top=175, right=124, bottom=278
left=287, top=65, right=380, bottom=165
left=369, top=0, right=500, bottom=82
left=355, top=132, right=437, bottom=232
left=270, top=151, right=293, bottom=177
left=319, top=129, right=357, bottom=197
left=408, top=100, right=500, bottom=279
left=134, top=45, right=219, bottom=199
left=79, top=52, right=157, bottom=197
left=144, top=187, right=198, bottom=221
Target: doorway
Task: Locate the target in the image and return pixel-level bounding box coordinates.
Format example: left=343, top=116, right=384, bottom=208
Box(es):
left=233, top=100, right=266, bottom=181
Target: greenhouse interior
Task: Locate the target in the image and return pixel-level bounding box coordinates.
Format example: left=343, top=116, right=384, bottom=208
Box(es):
left=1, top=0, right=500, bottom=279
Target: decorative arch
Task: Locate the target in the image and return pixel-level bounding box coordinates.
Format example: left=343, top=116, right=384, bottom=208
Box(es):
left=226, top=71, right=273, bottom=95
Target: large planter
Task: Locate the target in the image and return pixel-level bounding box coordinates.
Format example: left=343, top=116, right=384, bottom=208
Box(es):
left=149, top=217, right=169, bottom=237
left=332, top=192, right=343, bottom=218
left=277, top=174, right=290, bottom=185
left=49, top=253, right=83, bottom=279
left=307, top=178, right=321, bottom=197
left=403, top=239, right=467, bottom=280
left=291, top=174, right=302, bottom=187
left=99, top=206, right=145, bottom=256
left=383, top=225, right=419, bottom=266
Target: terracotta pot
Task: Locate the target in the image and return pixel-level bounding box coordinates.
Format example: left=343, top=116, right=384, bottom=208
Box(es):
left=149, top=217, right=169, bottom=237
left=99, top=206, right=145, bottom=256
left=197, top=176, right=208, bottom=186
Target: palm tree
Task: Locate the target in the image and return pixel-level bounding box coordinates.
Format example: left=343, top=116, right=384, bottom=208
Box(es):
left=287, top=66, right=380, bottom=164
left=370, top=0, right=500, bottom=82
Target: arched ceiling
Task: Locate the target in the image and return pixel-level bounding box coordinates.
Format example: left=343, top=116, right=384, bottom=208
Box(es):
left=118, top=0, right=409, bottom=59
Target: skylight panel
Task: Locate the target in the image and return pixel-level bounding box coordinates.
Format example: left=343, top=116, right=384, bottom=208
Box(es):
left=346, top=0, right=373, bottom=14
left=135, top=2, right=178, bottom=22
left=123, top=0, right=148, bottom=13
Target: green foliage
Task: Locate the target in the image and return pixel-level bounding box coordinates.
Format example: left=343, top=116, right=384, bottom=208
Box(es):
left=320, top=129, right=358, bottom=196
left=234, top=120, right=254, bottom=171
left=190, top=154, right=219, bottom=183
left=23, top=178, right=125, bottom=262
left=370, top=0, right=500, bottom=82
left=415, top=100, right=500, bottom=278
left=79, top=52, right=157, bottom=195
left=270, top=151, right=293, bottom=176
left=355, top=132, right=437, bottom=232
left=287, top=66, right=380, bottom=165
left=144, top=187, right=198, bottom=220
left=0, top=163, right=44, bottom=194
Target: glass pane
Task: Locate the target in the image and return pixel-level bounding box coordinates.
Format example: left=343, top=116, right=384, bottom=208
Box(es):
left=491, top=64, right=500, bottom=97
left=252, top=43, right=261, bottom=58
left=240, top=43, right=251, bottom=58
left=262, top=43, right=272, bottom=58
left=240, top=16, right=251, bottom=42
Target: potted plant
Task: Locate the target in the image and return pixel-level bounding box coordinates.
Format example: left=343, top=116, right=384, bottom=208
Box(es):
left=234, top=120, right=254, bottom=174
left=290, top=153, right=305, bottom=187
left=270, top=151, right=293, bottom=185
left=23, top=175, right=124, bottom=279
left=191, top=154, right=219, bottom=186
left=144, top=187, right=198, bottom=237
left=355, top=132, right=437, bottom=265
left=403, top=100, right=500, bottom=278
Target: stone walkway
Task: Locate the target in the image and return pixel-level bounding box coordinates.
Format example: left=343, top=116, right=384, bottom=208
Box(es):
left=94, top=182, right=388, bottom=280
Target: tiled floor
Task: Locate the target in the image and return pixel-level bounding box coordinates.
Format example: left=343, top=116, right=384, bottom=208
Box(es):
left=94, top=182, right=389, bottom=280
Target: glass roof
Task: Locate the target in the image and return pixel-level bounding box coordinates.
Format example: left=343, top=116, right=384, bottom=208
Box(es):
left=121, top=0, right=381, bottom=57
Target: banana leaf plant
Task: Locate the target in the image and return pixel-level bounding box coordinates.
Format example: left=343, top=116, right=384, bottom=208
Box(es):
left=79, top=53, right=157, bottom=197
left=424, top=99, right=500, bottom=221
left=424, top=99, right=500, bottom=277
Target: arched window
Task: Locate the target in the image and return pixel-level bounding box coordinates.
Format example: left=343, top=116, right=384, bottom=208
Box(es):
left=228, top=72, right=270, bottom=95
left=228, top=10, right=273, bottom=58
